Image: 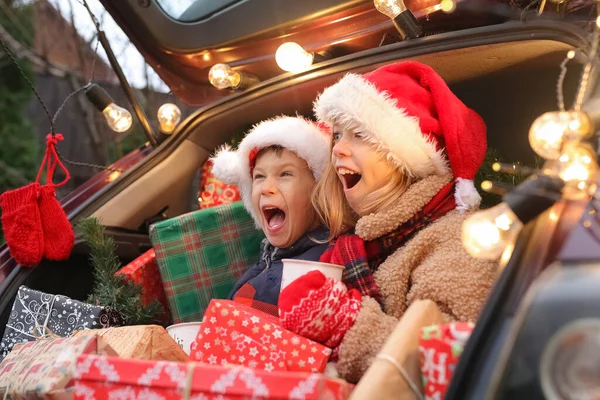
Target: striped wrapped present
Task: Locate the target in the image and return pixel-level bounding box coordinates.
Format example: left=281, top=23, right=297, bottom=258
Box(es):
left=150, top=202, right=264, bottom=323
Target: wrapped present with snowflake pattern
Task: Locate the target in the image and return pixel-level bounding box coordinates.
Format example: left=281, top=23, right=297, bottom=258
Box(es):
left=419, top=322, right=474, bottom=400
left=73, top=354, right=352, bottom=400
left=150, top=202, right=264, bottom=323
left=190, top=300, right=332, bottom=373
left=0, top=285, right=122, bottom=362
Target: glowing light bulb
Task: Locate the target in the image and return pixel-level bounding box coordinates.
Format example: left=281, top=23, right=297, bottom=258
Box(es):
left=440, top=0, right=456, bottom=13
left=553, top=143, right=598, bottom=197
left=275, top=42, right=314, bottom=73
left=528, top=111, right=591, bottom=160
left=208, top=63, right=241, bottom=90
left=84, top=83, right=133, bottom=133
left=102, top=103, right=132, bottom=133
left=373, top=0, right=407, bottom=19
left=157, top=103, right=182, bottom=134
left=462, top=203, right=523, bottom=260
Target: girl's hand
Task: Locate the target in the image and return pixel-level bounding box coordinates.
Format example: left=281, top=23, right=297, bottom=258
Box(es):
left=279, top=270, right=362, bottom=348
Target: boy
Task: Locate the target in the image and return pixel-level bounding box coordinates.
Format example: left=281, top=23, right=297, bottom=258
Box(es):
left=211, top=116, right=330, bottom=316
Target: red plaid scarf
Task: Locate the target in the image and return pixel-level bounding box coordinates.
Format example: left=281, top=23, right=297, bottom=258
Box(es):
left=319, top=182, right=457, bottom=304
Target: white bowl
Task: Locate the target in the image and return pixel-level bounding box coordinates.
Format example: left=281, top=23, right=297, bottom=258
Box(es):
left=280, top=259, right=345, bottom=293
left=166, top=322, right=202, bottom=355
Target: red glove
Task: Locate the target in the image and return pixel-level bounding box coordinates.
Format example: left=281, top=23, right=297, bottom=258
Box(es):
left=279, top=270, right=362, bottom=348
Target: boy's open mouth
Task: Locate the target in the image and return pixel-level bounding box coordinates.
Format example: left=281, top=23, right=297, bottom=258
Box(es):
left=338, top=167, right=362, bottom=190
left=262, top=206, right=286, bottom=231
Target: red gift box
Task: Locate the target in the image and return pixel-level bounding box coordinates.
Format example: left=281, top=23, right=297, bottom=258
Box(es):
left=419, top=322, right=474, bottom=400
left=199, top=160, right=241, bottom=209
left=73, top=355, right=352, bottom=400
left=190, top=300, right=332, bottom=373
left=116, top=249, right=170, bottom=320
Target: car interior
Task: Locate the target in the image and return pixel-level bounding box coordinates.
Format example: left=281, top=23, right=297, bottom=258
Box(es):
left=0, top=16, right=593, bottom=399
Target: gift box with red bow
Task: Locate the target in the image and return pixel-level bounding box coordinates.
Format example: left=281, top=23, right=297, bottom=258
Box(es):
left=73, top=354, right=352, bottom=400
left=190, top=300, right=332, bottom=373
left=419, top=322, right=474, bottom=400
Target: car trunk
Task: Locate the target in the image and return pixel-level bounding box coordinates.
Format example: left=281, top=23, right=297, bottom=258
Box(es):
left=0, top=20, right=592, bottom=398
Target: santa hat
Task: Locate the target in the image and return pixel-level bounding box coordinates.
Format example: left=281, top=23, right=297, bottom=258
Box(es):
left=211, top=116, right=330, bottom=226
left=313, top=61, right=487, bottom=211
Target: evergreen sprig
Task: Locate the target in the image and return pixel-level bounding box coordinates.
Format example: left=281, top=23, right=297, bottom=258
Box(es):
left=78, top=218, right=164, bottom=326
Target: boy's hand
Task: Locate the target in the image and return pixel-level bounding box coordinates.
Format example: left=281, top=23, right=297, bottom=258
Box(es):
left=279, top=270, right=362, bottom=348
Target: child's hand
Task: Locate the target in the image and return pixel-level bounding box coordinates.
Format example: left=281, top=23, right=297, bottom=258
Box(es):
left=279, top=270, right=362, bottom=348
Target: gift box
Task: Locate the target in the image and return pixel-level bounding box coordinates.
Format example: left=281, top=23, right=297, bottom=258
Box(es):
left=116, top=248, right=171, bottom=321
left=0, top=285, right=122, bottom=361
left=352, top=300, right=447, bottom=400
left=199, top=160, right=241, bottom=209
left=419, top=322, right=474, bottom=400
left=150, top=202, right=265, bottom=323
left=73, top=354, right=352, bottom=400
left=72, top=325, right=188, bottom=362
left=0, top=335, right=116, bottom=399
left=190, top=300, right=332, bottom=373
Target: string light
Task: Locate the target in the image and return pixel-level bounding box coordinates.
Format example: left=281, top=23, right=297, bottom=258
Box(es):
left=275, top=42, right=314, bottom=73
left=208, top=63, right=259, bottom=90
left=373, top=0, right=422, bottom=39
left=439, top=0, right=456, bottom=13
left=528, top=111, right=591, bottom=160
left=551, top=143, right=598, bottom=198
left=84, top=84, right=132, bottom=133
left=157, top=103, right=182, bottom=134
left=462, top=175, right=564, bottom=260
left=208, top=64, right=241, bottom=90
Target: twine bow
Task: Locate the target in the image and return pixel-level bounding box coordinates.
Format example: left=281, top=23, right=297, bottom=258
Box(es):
left=35, top=133, right=70, bottom=188
left=182, top=362, right=196, bottom=400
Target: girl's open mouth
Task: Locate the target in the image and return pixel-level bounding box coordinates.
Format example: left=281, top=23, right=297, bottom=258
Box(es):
left=338, top=168, right=362, bottom=190
left=262, top=206, right=286, bottom=231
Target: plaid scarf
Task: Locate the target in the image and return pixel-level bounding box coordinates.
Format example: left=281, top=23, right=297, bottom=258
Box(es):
left=319, top=182, right=457, bottom=304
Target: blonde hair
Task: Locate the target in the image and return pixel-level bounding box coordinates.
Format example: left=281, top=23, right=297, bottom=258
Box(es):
left=312, top=144, right=412, bottom=241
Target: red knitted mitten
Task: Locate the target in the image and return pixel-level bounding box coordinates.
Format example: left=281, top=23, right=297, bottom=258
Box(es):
left=39, top=185, right=74, bottom=260
left=0, top=183, right=44, bottom=266
left=279, top=270, right=362, bottom=348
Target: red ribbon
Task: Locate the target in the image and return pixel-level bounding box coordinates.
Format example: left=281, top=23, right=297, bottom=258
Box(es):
left=35, top=133, right=70, bottom=188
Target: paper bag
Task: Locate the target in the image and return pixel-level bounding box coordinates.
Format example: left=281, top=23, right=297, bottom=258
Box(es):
left=72, top=325, right=188, bottom=361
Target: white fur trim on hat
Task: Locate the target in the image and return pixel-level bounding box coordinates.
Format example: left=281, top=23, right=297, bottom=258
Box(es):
left=211, top=116, right=330, bottom=226
left=455, top=178, right=481, bottom=212
left=313, top=73, right=449, bottom=179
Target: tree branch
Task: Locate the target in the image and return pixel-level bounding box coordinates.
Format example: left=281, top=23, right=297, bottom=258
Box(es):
left=0, top=21, right=69, bottom=78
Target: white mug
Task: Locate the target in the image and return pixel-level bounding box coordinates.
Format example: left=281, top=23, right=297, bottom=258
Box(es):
left=166, top=322, right=202, bottom=355
left=280, top=259, right=344, bottom=293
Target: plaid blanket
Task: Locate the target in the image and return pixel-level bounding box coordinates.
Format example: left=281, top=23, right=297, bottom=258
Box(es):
left=320, top=182, right=457, bottom=305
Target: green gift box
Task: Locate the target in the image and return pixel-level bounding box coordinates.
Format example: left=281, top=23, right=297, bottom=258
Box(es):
left=150, top=202, right=265, bottom=323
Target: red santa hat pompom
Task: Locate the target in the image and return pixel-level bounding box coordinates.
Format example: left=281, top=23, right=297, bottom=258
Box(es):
left=211, top=116, right=330, bottom=226
left=313, top=61, right=487, bottom=211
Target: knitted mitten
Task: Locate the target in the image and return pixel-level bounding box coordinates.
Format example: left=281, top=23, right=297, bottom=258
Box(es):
left=39, top=185, right=74, bottom=260
left=0, top=183, right=44, bottom=266
left=279, top=270, right=362, bottom=348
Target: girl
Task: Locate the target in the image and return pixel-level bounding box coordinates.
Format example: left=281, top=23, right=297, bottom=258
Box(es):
left=279, top=61, right=498, bottom=383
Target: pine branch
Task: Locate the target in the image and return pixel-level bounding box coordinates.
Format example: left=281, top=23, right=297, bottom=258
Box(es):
left=78, top=218, right=164, bottom=326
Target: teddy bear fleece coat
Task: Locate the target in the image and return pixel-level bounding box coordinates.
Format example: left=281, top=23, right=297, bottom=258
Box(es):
left=335, top=174, right=498, bottom=383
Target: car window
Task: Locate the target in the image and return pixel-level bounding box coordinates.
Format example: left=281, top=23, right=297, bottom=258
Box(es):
left=154, top=0, right=241, bottom=22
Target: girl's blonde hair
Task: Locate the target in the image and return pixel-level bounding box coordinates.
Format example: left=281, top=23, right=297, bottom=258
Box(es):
left=312, top=141, right=412, bottom=241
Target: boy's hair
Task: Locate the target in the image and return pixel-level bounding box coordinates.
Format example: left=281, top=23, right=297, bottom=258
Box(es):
left=254, top=145, right=284, bottom=162
left=312, top=140, right=412, bottom=241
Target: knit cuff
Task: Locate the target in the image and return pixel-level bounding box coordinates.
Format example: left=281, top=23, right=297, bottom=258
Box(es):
left=0, top=183, right=40, bottom=211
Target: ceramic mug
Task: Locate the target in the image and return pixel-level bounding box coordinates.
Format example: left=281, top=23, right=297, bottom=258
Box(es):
left=166, top=322, right=202, bottom=355
left=280, top=259, right=344, bottom=293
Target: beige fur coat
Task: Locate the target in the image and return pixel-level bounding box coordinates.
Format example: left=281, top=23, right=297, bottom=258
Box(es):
left=335, top=175, right=498, bottom=383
